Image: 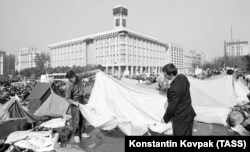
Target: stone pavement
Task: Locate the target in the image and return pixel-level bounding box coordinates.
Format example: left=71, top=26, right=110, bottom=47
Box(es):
left=66, top=121, right=238, bottom=152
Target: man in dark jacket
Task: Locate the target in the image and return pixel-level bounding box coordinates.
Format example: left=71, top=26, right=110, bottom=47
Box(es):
left=65, top=69, right=99, bottom=143
left=162, top=63, right=196, bottom=136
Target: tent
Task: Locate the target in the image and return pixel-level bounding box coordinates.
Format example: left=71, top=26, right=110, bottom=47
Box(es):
left=0, top=81, right=69, bottom=139
left=0, top=98, right=37, bottom=139
left=0, top=98, right=36, bottom=122
left=78, top=71, right=249, bottom=135
left=27, top=82, right=51, bottom=114
left=34, top=91, right=70, bottom=117
left=27, top=81, right=67, bottom=117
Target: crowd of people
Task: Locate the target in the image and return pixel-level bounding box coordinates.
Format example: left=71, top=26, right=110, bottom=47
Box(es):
left=0, top=74, right=96, bottom=106
left=0, top=78, right=36, bottom=105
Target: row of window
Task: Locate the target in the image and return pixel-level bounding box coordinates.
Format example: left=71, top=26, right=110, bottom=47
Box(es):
left=96, top=37, right=165, bottom=50
left=97, top=49, right=165, bottom=58
left=97, top=44, right=165, bottom=52
left=171, top=45, right=183, bottom=52
left=52, top=49, right=85, bottom=54
left=98, top=58, right=164, bottom=64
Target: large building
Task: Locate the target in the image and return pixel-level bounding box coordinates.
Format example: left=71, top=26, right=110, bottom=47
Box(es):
left=183, top=50, right=207, bottom=73
left=167, top=42, right=184, bottom=72
left=18, top=47, right=40, bottom=72
left=0, top=50, right=15, bottom=76
left=224, top=40, right=250, bottom=56
left=48, top=6, right=183, bottom=75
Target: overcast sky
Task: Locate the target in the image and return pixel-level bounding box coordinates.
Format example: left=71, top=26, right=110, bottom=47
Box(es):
left=0, top=0, right=250, bottom=61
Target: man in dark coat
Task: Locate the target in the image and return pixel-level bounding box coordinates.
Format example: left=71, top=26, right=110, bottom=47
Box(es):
left=162, top=63, right=196, bottom=136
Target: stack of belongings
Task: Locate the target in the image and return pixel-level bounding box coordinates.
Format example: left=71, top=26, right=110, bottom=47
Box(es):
left=3, top=117, right=71, bottom=152
left=39, top=117, right=72, bottom=146
left=227, top=101, right=250, bottom=136
left=4, top=127, right=59, bottom=152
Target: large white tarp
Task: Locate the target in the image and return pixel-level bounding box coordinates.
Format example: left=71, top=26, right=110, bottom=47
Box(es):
left=79, top=72, right=249, bottom=135
left=187, top=75, right=248, bottom=126
left=79, top=72, right=172, bottom=135
left=189, top=74, right=248, bottom=108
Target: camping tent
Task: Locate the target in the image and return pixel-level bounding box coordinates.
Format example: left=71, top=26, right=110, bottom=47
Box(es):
left=27, top=82, right=51, bottom=114
left=79, top=71, right=249, bottom=135
left=27, top=81, right=67, bottom=117
left=0, top=97, right=36, bottom=122
left=34, top=91, right=69, bottom=117
left=0, top=97, right=37, bottom=139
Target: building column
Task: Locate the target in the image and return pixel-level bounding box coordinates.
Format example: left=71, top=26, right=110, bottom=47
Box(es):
left=128, top=66, right=130, bottom=75
left=118, top=66, right=121, bottom=77
left=106, top=66, right=108, bottom=73
left=112, top=66, right=115, bottom=75
left=140, top=66, right=143, bottom=74
left=131, top=66, right=134, bottom=75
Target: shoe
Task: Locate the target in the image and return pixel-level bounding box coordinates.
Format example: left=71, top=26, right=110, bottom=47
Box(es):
left=81, top=133, right=90, bottom=138
left=74, top=136, right=80, bottom=143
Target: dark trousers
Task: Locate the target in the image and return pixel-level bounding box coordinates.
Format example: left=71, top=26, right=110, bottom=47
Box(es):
left=173, top=121, right=194, bottom=136
left=71, top=105, right=86, bottom=136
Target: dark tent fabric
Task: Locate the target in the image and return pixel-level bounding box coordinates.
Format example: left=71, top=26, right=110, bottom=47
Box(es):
left=0, top=98, right=37, bottom=123
left=27, top=82, right=65, bottom=114
left=0, top=118, right=29, bottom=139
left=8, top=100, right=30, bottom=118
left=27, top=82, right=51, bottom=114
left=27, top=82, right=50, bottom=100
left=0, top=99, right=37, bottom=139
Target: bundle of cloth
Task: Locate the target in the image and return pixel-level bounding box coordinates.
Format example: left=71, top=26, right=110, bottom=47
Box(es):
left=227, top=101, right=250, bottom=136
left=3, top=117, right=72, bottom=152
left=5, top=129, right=59, bottom=152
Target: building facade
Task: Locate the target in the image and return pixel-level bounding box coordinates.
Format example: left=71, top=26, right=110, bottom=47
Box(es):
left=225, top=40, right=250, bottom=56
left=183, top=50, right=194, bottom=74
left=18, top=47, right=40, bottom=72
left=0, top=50, right=15, bottom=76
left=166, top=42, right=184, bottom=72
left=183, top=50, right=207, bottom=74
left=48, top=6, right=183, bottom=75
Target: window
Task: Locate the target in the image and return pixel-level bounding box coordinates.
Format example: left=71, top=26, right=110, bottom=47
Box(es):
left=122, top=19, right=126, bottom=27
left=116, top=19, right=120, bottom=26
